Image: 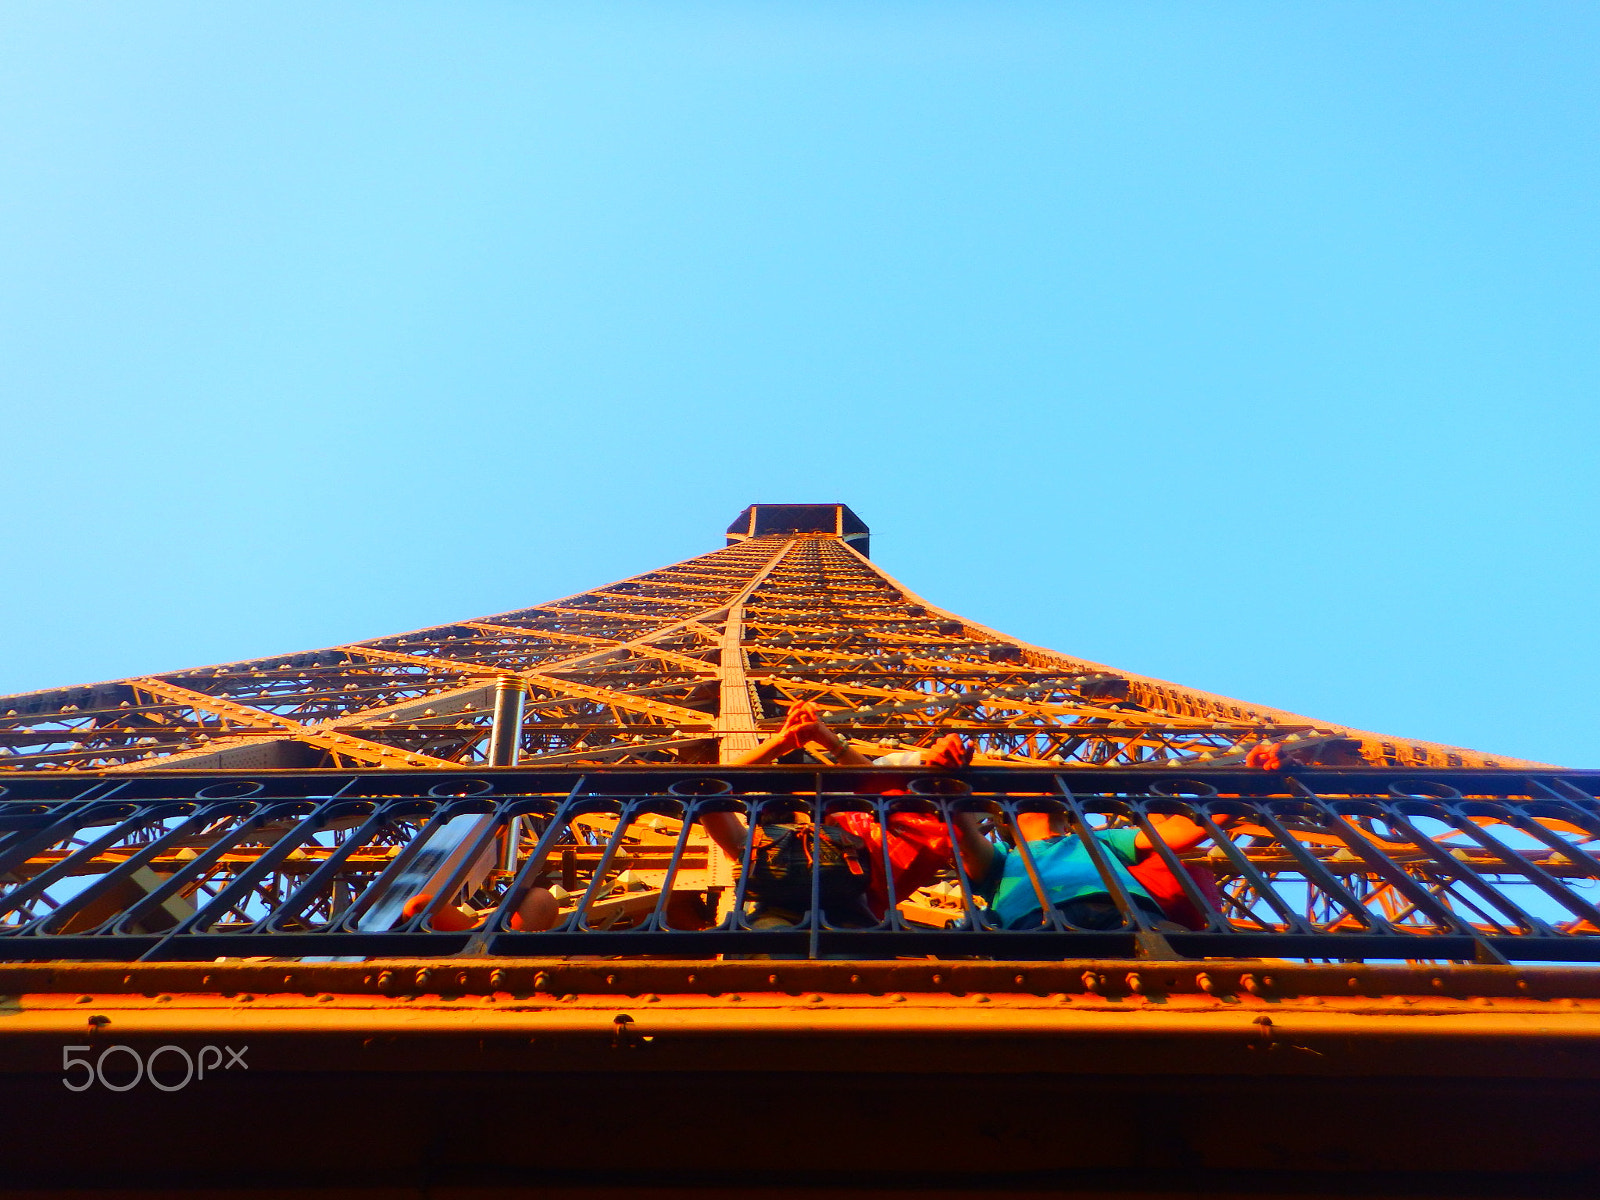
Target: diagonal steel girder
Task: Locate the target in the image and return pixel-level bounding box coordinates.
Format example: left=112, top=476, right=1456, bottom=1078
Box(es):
left=460, top=623, right=717, bottom=676
left=110, top=542, right=793, bottom=771
left=338, top=644, right=713, bottom=728
left=111, top=678, right=465, bottom=771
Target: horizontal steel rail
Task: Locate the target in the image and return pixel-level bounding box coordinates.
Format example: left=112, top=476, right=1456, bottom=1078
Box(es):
left=2, top=765, right=1598, bottom=964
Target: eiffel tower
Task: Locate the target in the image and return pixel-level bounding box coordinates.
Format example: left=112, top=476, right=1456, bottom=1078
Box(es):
left=4, top=507, right=1600, bottom=1199
left=0, top=503, right=1545, bottom=774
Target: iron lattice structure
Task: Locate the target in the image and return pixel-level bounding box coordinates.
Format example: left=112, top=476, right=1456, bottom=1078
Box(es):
left=0, top=504, right=1547, bottom=775
left=3, top=505, right=1598, bottom=968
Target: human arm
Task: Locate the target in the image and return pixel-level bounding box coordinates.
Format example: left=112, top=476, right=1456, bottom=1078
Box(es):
left=724, top=700, right=862, bottom=764
left=951, top=810, right=997, bottom=882
left=1132, top=811, right=1237, bottom=857
left=710, top=702, right=852, bottom=856
left=727, top=699, right=876, bottom=767
left=803, top=719, right=874, bottom=766
left=725, top=724, right=806, bottom=767
left=699, top=810, right=748, bottom=860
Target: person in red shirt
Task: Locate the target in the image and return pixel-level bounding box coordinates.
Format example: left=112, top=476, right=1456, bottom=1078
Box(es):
left=702, top=702, right=983, bottom=925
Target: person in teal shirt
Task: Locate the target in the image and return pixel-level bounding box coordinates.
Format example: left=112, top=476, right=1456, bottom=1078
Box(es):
left=952, top=807, right=1221, bottom=930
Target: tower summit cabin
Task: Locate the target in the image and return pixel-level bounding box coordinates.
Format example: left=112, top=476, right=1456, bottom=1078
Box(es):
left=725, top=502, right=871, bottom=556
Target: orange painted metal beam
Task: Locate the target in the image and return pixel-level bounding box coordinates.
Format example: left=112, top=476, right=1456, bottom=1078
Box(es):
left=464, top=622, right=717, bottom=674
left=114, top=678, right=464, bottom=770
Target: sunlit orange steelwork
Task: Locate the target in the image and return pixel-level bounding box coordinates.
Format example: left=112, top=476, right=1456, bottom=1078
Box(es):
left=0, top=505, right=1592, bottom=1198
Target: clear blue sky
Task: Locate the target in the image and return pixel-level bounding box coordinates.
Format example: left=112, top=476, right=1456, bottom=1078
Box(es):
left=1, top=3, right=1595, bottom=767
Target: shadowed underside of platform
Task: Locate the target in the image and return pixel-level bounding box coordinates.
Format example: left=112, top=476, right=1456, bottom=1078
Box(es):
left=4, top=959, right=1600, bottom=1198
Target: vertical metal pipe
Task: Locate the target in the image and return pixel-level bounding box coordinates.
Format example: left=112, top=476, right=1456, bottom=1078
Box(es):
left=489, top=674, right=527, bottom=875
left=487, top=674, right=526, bottom=768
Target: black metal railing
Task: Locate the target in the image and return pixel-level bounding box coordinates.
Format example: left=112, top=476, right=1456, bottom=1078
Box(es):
left=2, top=766, right=1599, bottom=963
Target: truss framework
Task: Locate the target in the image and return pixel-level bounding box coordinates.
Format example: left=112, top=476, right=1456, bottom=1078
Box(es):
left=0, top=506, right=1579, bottom=968
left=0, top=518, right=1549, bottom=776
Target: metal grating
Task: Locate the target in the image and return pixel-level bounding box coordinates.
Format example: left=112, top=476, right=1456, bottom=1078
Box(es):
left=3, top=765, right=1598, bottom=964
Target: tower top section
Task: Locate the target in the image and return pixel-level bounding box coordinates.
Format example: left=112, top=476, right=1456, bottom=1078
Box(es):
left=725, top=503, right=869, bottom=556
